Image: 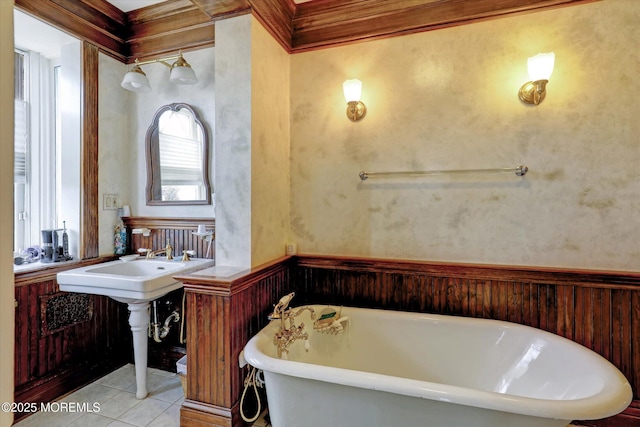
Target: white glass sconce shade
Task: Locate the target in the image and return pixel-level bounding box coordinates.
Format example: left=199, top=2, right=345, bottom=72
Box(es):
left=343, top=79, right=366, bottom=121
left=121, top=65, right=151, bottom=92
left=169, top=54, right=198, bottom=85
left=527, top=52, right=555, bottom=81
left=169, top=65, right=198, bottom=85
left=343, top=79, right=363, bottom=102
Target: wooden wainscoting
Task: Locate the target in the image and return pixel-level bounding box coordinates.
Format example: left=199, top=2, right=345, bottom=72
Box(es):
left=179, top=257, right=293, bottom=427
left=292, top=255, right=640, bottom=427
left=14, top=258, right=131, bottom=423
left=123, top=216, right=215, bottom=260
left=177, top=254, right=639, bottom=427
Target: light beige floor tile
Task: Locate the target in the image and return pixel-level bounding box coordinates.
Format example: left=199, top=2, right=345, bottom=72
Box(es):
left=68, top=412, right=115, bottom=427
left=12, top=413, right=42, bottom=427
left=15, top=366, right=185, bottom=427
left=148, top=377, right=184, bottom=403
left=148, top=403, right=181, bottom=427
left=95, top=364, right=137, bottom=391
left=106, top=420, right=138, bottom=427
left=16, top=409, right=84, bottom=427
left=98, top=391, right=141, bottom=419
left=62, top=382, right=120, bottom=405
left=117, top=397, right=172, bottom=427
left=148, top=367, right=177, bottom=378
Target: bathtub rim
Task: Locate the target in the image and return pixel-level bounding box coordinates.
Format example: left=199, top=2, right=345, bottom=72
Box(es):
left=243, top=305, right=632, bottom=422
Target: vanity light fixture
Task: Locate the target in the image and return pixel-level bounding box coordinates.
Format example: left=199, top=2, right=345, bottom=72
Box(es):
left=518, top=52, right=555, bottom=105
left=121, top=51, right=198, bottom=93
left=343, top=79, right=367, bottom=121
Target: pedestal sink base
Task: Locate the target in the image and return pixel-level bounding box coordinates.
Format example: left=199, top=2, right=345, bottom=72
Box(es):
left=128, top=302, right=150, bottom=399
left=56, top=257, right=216, bottom=400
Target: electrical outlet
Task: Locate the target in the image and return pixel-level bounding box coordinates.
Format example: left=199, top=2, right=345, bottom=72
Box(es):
left=285, top=242, right=297, bottom=256
left=103, top=193, right=120, bottom=210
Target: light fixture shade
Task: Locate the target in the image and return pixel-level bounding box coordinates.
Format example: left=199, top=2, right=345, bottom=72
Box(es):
left=121, top=65, right=151, bottom=92
left=343, top=79, right=362, bottom=102
left=170, top=65, right=198, bottom=85
left=527, top=52, right=555, bottom=81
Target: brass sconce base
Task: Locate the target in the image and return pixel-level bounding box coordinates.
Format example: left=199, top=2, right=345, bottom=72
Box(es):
left=347, top=101, right=367, bottom=121
left=518, top=79, right=548, bottom=105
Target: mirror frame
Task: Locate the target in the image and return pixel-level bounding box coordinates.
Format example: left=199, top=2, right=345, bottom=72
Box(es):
left=145, top=103, right=212, bottom=206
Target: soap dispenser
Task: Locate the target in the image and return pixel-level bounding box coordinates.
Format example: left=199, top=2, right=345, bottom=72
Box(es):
left=114, top=208, right=127, bottom=255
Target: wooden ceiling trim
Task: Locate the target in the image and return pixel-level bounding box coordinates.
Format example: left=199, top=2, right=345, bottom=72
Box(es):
left=79, top=0, right=125, bottom=22
left=60, top=0, right=126, bottom=35
left=125, top=1, right=215, bottom=63
left=127, top=25, right=215, bottom=62
left=126, top=0, right=200, bottom=25
left=15, top=0, right=127, bottom=61
left=127, top=8, right=212, bottom=41
left=13, top=0, right=602, bottom=65
left=289, top=0, right=600, bottom=52
left=250, top=0, right=295, bottom=52
left=190, top=0, right=251, bottom=21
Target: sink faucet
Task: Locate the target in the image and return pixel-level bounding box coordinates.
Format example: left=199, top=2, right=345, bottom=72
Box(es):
left=146, top=239, right=173, bottom=260
left=269, top=292, right=316, bottom=359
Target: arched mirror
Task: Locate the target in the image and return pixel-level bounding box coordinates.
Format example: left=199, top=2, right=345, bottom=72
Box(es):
left=146, top=103, right=212, bottom=205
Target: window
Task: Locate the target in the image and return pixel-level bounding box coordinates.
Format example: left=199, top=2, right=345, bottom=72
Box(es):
left=13, top=48, right=59, bottom=254
left=14, top=50, right=28, bottom=252
left=158, top=109, right=205, bottom=201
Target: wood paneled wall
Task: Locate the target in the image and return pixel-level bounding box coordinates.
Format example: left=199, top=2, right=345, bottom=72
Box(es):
left=292, top=255, right=640, bottom=426
left=123, top=217, right=215, bottom=260
left=14, top=259, right=130, bottom=423
left=180, top=257, right=293, bottom=427
left=179, top=254, right=639, bottom=427
left=81, top=41, right=100, bottom=259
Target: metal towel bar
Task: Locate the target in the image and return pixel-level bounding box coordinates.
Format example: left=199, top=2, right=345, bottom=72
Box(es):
left=359, top=165, right=528, bottom=181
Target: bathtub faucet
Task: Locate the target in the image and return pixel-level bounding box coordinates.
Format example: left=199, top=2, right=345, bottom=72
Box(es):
left=269, top=292, right=316, bottom=359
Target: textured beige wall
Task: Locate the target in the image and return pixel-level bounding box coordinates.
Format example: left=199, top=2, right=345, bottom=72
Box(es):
left=99, top=53, right=131, bottom=255
left=214, top=15, right=291, bottom=267
left=290, top=0, right=640, bottom=270
left=215, top=15, right=252, bottom=267
left=0, top=3, right=14, bottom=424
left=251, top=17, right=290, bottom=266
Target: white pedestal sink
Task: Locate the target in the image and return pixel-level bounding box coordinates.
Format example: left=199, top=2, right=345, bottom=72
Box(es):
left=57, top=256, right=214, bottom=399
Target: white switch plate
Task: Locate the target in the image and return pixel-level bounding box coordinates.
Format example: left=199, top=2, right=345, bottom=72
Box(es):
left=103, top=193, right=120, bottom=210
left=285, top=242, right=297, bottom=256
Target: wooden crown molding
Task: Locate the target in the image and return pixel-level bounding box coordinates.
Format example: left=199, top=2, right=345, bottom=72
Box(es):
left=289, top=0, right=600, bottom=52
left=15, top=0, right=128, bottom=62
left=15, top=0, right=600, bottom=63
left=125, top=0, right=217, bottom=62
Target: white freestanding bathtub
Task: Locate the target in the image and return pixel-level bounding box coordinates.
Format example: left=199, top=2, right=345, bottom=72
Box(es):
left=243, top=305, right=632, bottom=427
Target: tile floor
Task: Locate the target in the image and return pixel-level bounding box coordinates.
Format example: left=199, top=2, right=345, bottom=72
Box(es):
left=14, top=364, right=575, bottom=427
left=14, top=364, right=183, bottom=427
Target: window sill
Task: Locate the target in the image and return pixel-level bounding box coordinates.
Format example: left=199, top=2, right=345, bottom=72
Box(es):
left=14, top=256, right=116, bottom=286
left=13, top=259, right=77, bottom=274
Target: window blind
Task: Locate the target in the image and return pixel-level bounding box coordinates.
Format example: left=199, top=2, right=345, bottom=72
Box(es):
left=158, top=133, right=202, bottom=184
left=14, top=99, right=28, bottom=183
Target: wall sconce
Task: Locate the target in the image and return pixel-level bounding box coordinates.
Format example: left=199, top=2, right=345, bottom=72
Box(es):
left=343, top=79, right=367, bottom=121
left=518, top=52, right=555, bottom=105
left=121, top=50, right=198, bottom=93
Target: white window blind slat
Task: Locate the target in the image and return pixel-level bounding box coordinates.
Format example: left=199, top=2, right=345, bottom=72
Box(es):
left=14, top=99, right=28, bottom=183
left=158, top=133, right=202, bottom=183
